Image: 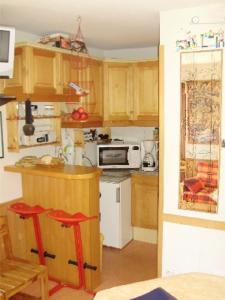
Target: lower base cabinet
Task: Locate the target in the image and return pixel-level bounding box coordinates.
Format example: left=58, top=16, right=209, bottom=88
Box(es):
left=131, top=174, right=158, bottom=229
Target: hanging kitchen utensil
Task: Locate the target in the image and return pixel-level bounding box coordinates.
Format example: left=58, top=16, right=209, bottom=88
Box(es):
left=71, top=16, right=88, bottom=54
left=23, top=99, right=35, bottom=136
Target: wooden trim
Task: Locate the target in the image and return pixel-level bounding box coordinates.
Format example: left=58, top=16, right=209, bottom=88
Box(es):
left=157, top=45, right=164, bottom=277
left=163, top=213, right=225, bottom=231
left=4, top=165, right=102, bottom=180
left=15, top=47, right=22, bottom=55
left=103, top=58, right=159, bottom=63
left=62, top=119, right=103, bottom=128
left=33, top=47, right=56, bottom=57
left=103, top=120, right=132, bottom=127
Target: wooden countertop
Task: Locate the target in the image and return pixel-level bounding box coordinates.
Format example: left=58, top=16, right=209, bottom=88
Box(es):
left=4, top=164, right=102, bottom=180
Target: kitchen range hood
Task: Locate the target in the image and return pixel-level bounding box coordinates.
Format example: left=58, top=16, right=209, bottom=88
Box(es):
left=0, top=94, right=16, bottom=106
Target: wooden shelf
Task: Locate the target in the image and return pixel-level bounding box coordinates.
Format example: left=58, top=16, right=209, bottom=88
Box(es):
left=19, top=141, right=60, bottom=149
left=7, top=142, right=60, bottom=151
left=7, top=115, right=61, bottom=121
left=6, top=101, right=61, bottom=152
left=61, top=115, right=103, bottom=128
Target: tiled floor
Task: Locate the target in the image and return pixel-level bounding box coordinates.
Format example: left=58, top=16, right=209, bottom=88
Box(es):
left=22, top=240, right=157, bottom=300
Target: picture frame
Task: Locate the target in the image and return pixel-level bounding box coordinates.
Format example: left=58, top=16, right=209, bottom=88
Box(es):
left=0, top=112, right=4, bottom=158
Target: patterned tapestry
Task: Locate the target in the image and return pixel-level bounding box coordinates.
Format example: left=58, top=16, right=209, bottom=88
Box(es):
left=186, top=80, right=221, bottom=145
left=179, top=50, right=222, bottom=213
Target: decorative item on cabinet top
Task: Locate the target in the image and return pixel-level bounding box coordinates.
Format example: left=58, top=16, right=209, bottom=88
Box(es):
left=39, top=16, right=88, bottom=55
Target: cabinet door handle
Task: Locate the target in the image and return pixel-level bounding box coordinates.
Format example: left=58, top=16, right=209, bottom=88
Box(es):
left=116, top=187, right=120, bottom=203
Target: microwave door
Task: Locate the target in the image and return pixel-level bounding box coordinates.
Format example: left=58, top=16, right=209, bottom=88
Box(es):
left=99, top=147, right=129, bottom=167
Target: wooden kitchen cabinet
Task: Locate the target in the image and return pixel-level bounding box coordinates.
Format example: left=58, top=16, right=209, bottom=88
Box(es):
left=103, top=61, right=133, bottom=126
left=4, top=45, right=62, bottom=101
left=103, top=60, right=159, bottom=127
left=6, top=101, right=61, bottom=151
left=84, top=59, right=103, bottom=120
left=131, top=173, right=158, bottom=229
left=61, top=57, right=103, bottom=128
left=133, top=61, right=159, bottom=126
left=0, top=79, right=4, bottom=93
left=61, top=52, right=80, bottom=98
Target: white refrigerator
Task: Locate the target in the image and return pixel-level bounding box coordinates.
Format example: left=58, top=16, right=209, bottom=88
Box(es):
left=100, top=177, right=133, bottom=249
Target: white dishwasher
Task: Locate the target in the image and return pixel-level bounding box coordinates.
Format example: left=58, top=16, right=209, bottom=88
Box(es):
left=100, top=176, right=133, bottom=249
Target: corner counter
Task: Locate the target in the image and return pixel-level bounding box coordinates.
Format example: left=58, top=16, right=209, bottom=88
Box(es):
left=4, top=164, right=102, bottom=289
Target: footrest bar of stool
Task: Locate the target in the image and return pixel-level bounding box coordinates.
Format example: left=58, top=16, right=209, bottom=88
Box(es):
left=44, top=251, right=56, bottom=259
left=84, top=262, right=97, bottom=271
left=68, top=259, right=78, bottom=266
left=30, top=248, right=39, bottom=254
left=31, top=248, right=56, bottom=260
left=68, top=259, right=97, bottom=270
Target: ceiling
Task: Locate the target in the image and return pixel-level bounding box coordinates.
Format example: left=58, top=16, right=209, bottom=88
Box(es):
left=0, top=0, right=224, bottom=49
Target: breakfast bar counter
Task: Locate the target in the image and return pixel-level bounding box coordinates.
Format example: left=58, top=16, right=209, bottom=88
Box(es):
left=4, top=164, right=102, bottom=289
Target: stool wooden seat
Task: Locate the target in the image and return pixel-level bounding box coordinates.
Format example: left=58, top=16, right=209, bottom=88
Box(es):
left=0, top=216, right=48, bottom=300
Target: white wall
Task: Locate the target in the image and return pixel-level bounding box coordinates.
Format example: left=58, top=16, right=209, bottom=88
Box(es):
left=111, top=127, right=155, bottom=142
left=0, top=105, right=56, bottom=203
left=15, top=30, right=39, bottom=43
left=160, top=4, right=225, bottom=276
left=104, top=47, right=158, bottom=60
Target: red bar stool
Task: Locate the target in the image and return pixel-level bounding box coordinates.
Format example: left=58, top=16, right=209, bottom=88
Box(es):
left=48, top=209, right=97, bottom=294
left=9, top=202, right=48, bottom=265
left=8, top=202, right=61, bottom=296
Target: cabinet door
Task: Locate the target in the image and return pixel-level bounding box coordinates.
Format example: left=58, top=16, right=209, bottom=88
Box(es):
left=61, top=53, right=79, bottom=98
left=79, top=58, right=103, bottom=119
left=31, top=47, right=60, bottom=96
left=4, top=46, right=61, bottom=100
left=4, top=48, right=24, bottom=98
left=131, top=174, right=158, bottom=229
left=103, top=62, right=133, bottom=126
left=133, top=61, right=159, bottom=126
left=0, top=79, right=4, bottom=94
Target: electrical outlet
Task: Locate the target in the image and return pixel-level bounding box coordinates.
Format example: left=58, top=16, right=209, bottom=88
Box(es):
left=222, top=139, right=225, bottom=148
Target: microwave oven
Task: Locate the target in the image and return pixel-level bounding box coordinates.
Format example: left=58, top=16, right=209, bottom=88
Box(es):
left=97, top=142, right=141, bottom=169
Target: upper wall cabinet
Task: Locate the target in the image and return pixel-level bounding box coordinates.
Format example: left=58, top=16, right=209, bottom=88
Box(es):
left=4, top=46, right=63, bottom=101
left=3, top=43, right=104, bottom=128
left=61, top=53, right=79, bottom=96
left=103, top=62, right=133, bottom=126
left=103, top=60, right=159, bottom=127
left=133, top=61, right=158, bottom=126
left=61, top=56, right=103, bottom=128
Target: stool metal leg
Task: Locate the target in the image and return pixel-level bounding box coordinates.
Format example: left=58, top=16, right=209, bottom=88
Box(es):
left=73, top=223, right=86, bottom=289
left=32, top=214, right=46, bottom=265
